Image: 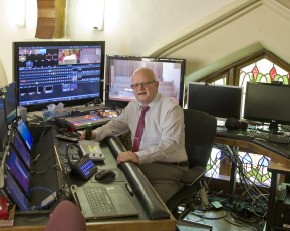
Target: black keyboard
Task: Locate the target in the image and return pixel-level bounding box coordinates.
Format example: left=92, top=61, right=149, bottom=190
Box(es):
left=84, top=188, right=117, bottom=214
left=238, top=131, right=290, bottom=144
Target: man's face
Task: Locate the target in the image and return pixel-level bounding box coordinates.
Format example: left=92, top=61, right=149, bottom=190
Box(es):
left=131, top=70, right=159, bottom=106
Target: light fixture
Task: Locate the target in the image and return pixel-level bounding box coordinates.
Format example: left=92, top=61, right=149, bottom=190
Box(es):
left=15, top=0, right=26, bottom=27
left=92, top=0, right=105, bottom=31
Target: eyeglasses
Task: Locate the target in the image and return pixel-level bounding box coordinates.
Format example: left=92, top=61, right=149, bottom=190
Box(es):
left=130, top=81, right=156, bottom=89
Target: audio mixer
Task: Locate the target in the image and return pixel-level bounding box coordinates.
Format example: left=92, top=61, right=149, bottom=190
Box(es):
left=55, top=109, right=122, bottom=130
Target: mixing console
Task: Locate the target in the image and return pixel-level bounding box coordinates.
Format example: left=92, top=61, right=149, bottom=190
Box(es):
left=55, top=109, right=122, bottom=130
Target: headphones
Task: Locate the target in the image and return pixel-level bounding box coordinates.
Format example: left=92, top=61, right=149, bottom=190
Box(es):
left=225, top=117, right=248, bottom=131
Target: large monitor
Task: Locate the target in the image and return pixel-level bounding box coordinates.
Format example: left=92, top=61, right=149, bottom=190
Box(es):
left=0, top=82, right=17, bottom=123
left=13, top=41, right=105, bottom=110
left=187, top=82, right=243, bottom=123
left=0, top=95, right=8, bottom=152
left=244, top=82, right=290, bottom=131
left=105, top=55, right=186, bottom=108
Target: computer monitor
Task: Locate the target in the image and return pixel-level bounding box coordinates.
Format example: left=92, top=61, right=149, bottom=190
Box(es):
left=0, top=82, right=17, bottom=124
left=244, top=82, right=290, bottom=132
left=5, top=171, right=27, bottom=210
left=16, top=118, right=33, bottom=151
left=11, top=130, right=31, bottom=170
left=5, top=147, right=30, bottom=193
left=0, top=96, right=8, bottom=152
left=13, top=41, right=105, bottom=111
left=187, top=82, right=243, bottom=123
left=105, top=55, right=186, bottom=108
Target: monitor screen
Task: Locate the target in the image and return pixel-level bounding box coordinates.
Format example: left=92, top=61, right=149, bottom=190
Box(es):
left=1, top=82, right=17, bottom=123
left=0, top=96, right=8, bottom=152
left=12, top=131, right=30, bottom=170
left=13, top=41, right=105, bottom=110
left=105, top=55, right=186, bottom=108
left=187, top=82, right=243, bottom=121
left=244, top=82, right=290, bottom=129
left=6, top=148, right=29, bottom=192
left=6, top=171, right=27, bottom=210
left=17, top=118, right=33, bottom=151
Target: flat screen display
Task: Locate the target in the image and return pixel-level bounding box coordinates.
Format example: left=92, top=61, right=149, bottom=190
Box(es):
left=17, top=118, right=33, bottom=151
left=12, top=131, right=30, bottom=169
left=105, top=55, right=186, bottom=108
left=244, top=82, right=290, bottom=125
left=0, top=97, right=8, bottom=152
left=13, top=41, right=105, bottom=109
left=187, top=82, right=243, bottom=121
left=6, top=148, right=29, bottom=192
left=6, top=171, right=27, bottom=210
left=1, top=82, right=17, bottom=123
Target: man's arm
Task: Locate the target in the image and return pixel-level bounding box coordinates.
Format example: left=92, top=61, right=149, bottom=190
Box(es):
left=80, top=107, right=130, bottom=141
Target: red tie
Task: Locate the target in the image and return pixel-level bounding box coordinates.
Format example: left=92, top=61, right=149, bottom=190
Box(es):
left=132, top=106, right=150, bottom=152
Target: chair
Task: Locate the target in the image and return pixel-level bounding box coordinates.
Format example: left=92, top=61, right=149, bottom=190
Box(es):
left=166, top=109, right=217, bottom=231
left=44, top=200, right=87, bottom=231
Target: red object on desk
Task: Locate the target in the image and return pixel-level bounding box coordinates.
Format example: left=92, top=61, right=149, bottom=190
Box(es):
left=0, top=197, right=8, bottom=220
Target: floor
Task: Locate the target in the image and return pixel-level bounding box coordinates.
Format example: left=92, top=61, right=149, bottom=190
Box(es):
left=176, top=208, right=266, bottom=231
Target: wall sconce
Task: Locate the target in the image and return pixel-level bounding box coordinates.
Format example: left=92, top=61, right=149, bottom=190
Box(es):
left=15, top=0, right=26, bottom=27
left=92, top=0, right=104, bottom=31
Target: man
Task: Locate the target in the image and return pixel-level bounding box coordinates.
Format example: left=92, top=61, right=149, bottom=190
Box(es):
left=80, top=68, right=188, bottom=203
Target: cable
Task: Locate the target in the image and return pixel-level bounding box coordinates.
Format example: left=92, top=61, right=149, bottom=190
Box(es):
left=35, top=119, right=47, bottom=146
left=19, top=187, right=55, bottom=211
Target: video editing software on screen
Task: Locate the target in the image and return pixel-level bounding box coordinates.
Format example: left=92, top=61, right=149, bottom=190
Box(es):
left=16, top=45, right=103, bottom=106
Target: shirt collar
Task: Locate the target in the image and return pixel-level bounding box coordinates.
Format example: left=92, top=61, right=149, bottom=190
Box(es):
left=137, top=92, right=161, bottom=110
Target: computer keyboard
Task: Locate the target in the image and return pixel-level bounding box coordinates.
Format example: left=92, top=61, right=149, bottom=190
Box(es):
left=84, top=188, right=117, bottom=214
left=238, top=131, right=290, bottom=144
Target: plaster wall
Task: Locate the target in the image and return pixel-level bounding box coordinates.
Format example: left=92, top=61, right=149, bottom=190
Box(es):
left=0, top=0, right=234, bottom=83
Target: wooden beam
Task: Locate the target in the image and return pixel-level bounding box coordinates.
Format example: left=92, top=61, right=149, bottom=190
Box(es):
left=35, top=0, right=66, bottom=39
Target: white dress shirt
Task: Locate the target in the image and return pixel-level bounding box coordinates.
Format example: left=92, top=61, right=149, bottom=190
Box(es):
left=93, top=92, right=188, bottom=164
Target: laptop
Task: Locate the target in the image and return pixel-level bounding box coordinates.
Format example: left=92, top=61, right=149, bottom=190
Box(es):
left=54, top=146, right=139, bottom=219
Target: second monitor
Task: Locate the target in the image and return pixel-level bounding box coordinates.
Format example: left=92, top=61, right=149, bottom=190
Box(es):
left=187, top=82, right=243, bottom=124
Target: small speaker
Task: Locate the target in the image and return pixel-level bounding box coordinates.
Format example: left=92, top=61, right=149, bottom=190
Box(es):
left=17, top=106, right=27, bottom=122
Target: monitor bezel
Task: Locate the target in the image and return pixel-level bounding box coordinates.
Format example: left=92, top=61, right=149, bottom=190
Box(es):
left=4, top=144, right=31, bottom=194
left=13, top=41, right=105, bottom=111
left=244, top=81, right=290, bottom=126
left=105, top=55, right=186, bottom=108
left=1, top=82, right=17, bottom=124
left=187, top=82, right=244, bottom=121
left=10, top=129, right=31, bottom=170
left=0, top=94, right=8, bottom=152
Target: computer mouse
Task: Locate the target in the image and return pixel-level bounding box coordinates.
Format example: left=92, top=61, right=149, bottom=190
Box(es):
left=95, top=170, right=116, bottom=181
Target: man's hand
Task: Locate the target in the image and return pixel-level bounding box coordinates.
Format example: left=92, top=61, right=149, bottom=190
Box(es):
left=80, top=130, right=97, bottom=140
left=116, top=151, right=139, bottom=164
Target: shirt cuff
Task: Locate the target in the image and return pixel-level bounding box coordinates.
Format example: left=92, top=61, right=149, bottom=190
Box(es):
left=136, top=149, right=151, bottom=164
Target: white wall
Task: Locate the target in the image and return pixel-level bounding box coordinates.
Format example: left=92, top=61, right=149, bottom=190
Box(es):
left=0, top=0, right=235, bottom=83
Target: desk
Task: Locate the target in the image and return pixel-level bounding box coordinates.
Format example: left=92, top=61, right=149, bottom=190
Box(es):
left=4, top=125, right=176, bottom=231
left=215, top=134, right=290, bottom=231
left=267, top=160, right=290, bottom=231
